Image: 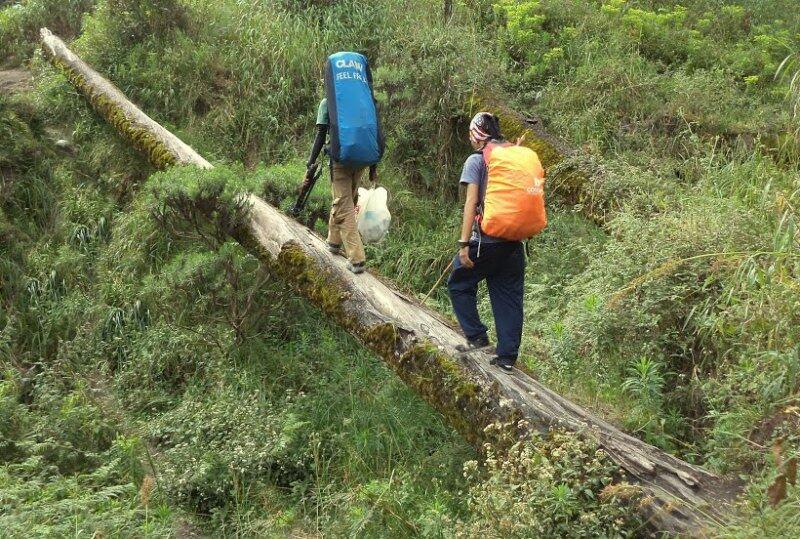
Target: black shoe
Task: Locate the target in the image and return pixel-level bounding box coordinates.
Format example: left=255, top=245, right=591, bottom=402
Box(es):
left=490, top=357, right=514, bottom=373
left=456, top=335, right=490, bottom=353
left=347, top=261, right=366, bottom=274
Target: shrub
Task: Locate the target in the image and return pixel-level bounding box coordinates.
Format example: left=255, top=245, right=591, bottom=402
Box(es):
left=0, top=361, right=173, bottom=537
left=150, top=387, right=312, bottom=511
left=454, top=428, right=640, bottom=538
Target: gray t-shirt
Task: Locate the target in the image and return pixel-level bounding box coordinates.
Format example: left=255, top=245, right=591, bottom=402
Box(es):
left=460, top=153, right=506, bottom=244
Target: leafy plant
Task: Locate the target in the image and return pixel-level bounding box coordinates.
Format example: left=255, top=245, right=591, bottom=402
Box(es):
left=0, top=0, right=95, bottom=65
left=455, top=427, right=641, bottom=538
left=776, top=51, right=800, bottom=135
left=621, top=356, right=665, bottom=405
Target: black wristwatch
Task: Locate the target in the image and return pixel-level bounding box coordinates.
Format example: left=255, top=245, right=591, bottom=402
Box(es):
left=457, top=240, right=470, bottom=248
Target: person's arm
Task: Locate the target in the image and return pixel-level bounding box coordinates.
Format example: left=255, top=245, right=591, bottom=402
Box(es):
left=306, top=124, right=328, bottom=170
left=458, top=182, right=479, bottom=269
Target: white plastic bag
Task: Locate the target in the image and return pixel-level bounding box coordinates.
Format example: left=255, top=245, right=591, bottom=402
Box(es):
left=356, top=186, right=391, bottom=243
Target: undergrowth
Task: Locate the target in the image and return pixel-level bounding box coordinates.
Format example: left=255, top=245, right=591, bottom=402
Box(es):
left=2, top=0, right=800, bottom=536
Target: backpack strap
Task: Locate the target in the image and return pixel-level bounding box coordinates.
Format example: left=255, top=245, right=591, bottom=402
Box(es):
left=480, top=142, right=495, bottom=166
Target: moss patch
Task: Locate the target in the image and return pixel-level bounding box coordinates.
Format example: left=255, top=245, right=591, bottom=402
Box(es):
left=235, top=232, right=528, bottom=451
left=468, top=96, right=607, bottom=225
left=46, top=54, right=177, bottom=170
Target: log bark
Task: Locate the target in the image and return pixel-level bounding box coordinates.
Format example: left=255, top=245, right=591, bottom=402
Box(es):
left=40, top=28, right=738, bottom=535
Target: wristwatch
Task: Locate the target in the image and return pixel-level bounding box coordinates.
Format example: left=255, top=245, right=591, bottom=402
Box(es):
left=457, top=240, right=470, bottom=248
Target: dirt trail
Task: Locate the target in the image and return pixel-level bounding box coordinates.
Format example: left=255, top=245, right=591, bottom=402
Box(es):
left=0, top=68, right=32, bottom=94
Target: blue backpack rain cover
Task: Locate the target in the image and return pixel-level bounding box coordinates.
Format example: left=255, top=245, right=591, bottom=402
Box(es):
left=325, top=51, right=384, bottom=167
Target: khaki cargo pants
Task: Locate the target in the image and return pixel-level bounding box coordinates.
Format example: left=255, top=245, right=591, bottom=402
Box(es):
left=328, top=161, right=366, bottom=264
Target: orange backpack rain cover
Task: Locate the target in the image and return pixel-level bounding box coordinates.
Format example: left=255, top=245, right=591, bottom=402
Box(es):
left=480, top=142, right=546, bottom=240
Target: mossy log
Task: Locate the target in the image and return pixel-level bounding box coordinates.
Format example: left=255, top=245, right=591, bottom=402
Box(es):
left=41, top=28, right=738, bottom=535
left=40, top=28, right=212, bottom=170
left=468, top=96, right=611, bottom=224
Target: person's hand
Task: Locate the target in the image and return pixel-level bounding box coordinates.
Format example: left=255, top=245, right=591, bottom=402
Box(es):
left=298, top=176, right=312, bottom=193
left=458, top=246, right=474, bottom=269
left=299, top=164, right=316, bottom=192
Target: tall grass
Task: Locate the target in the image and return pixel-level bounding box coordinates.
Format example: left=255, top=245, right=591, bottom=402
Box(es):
left=1, top=3, right=639, bottom=536
left=3, top=0, right=800, bottom=535
left=0, top=0, right=95, bottom=65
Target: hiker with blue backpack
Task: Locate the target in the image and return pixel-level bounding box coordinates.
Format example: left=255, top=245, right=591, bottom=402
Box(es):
left=302, top=52, right=384, bottom=274
left=449, top=112, right=547, bottom=372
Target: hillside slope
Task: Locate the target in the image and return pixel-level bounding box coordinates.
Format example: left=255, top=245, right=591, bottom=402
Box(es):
left=2, top=0, right=799, bottom=537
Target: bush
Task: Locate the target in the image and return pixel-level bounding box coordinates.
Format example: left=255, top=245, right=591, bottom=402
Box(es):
left=150, top=387, right=312, bottom=511
left=0, top=367, right=173, bottom=537
left=372, top=2, right=500, bottom=193
left=454, top=428, right=640, bottom=538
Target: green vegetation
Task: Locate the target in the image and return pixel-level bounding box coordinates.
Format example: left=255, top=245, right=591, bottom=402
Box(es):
left=1, top=1, right=94, bottom=65
left=2, top=0, right=799, bottom=536
left=482, top=0, right=800, bottom=460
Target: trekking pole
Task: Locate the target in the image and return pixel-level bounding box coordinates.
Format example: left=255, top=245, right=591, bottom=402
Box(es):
left=420, top=260, right=453, bottom=305
left=290, top=163, right=323, bottom=216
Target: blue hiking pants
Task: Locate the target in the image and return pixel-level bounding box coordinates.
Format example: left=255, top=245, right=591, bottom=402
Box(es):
left=447, top=241, right=525, bottom=364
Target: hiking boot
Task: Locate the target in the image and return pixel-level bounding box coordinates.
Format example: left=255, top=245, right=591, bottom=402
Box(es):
left=456, top=334, right=490, bottom=353
left=490, top=357, right=514, bottom=373
left=347, top=261, right=366, bottom=274
left=327, top=242, right=343, bottom=256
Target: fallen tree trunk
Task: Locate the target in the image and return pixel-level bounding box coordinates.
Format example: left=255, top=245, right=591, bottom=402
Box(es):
left=39, top=29, right=212, bottom=170
left=41, top=28, right=737, bottom=534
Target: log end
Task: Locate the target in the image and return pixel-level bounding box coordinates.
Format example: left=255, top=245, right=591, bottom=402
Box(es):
left=467, top=95, right=569, bottom=169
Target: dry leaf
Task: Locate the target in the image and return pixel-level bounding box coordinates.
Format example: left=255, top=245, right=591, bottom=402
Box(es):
left=786, top=457, right=797, bottom=487
left=768, top=474, right=787, bottom=508
left=782, top=405, right=800, bottom=416
left=772, top=437, right=784, bottom=468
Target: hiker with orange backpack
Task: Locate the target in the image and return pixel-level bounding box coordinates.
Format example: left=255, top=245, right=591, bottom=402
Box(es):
left=448, top=112, right=546, bottom=372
